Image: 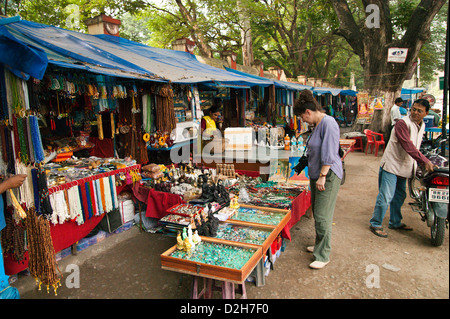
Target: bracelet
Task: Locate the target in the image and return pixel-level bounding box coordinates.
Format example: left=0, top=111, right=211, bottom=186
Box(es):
left=319, top=172, right=327, bottom=178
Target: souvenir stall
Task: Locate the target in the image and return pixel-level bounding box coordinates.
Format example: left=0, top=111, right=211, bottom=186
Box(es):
left=0, top=56, right=167, bottom=293
left=151, top=162, right=310, bottom=297
left=0, top=17, right=319, bottom=298
left=146, top=83, right=198, bottom=165
left=194, top=67, right=313, bottom=178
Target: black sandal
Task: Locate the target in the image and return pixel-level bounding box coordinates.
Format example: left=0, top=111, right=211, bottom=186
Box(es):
left=389, top=223, right=413, bottom=231
left=370, top=226, right=388, bottom=238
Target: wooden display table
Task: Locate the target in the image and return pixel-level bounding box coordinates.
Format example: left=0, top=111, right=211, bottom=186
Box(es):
left=160, top=204, right=292, bottom=298
left=161, top=236, right=262, bottom=284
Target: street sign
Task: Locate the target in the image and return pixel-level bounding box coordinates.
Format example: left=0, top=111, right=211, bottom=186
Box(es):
left=422, top=94, right=436, bottom=106
left=387, top=48, right=408, bottom=63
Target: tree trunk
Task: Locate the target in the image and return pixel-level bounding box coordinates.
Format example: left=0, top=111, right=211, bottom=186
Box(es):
left=331, top=0, right=446, bottom=133
left=238, top=0, right=254, bottom=67
left=175, top=0, right=212, bottom=57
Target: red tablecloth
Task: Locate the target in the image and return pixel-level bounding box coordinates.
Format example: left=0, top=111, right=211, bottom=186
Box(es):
left=281, top=190, right=311, bottom=240
left=146, top=189, right=184, bottom=219
left=235, top=169, right=261, bottom=178
left=131, top=183, right=185, bottom=219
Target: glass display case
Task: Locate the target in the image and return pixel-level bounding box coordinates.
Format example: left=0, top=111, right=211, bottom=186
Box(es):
left=228, top=205, right=291, bottom=228
left=161, top=237, right=262, bottom=283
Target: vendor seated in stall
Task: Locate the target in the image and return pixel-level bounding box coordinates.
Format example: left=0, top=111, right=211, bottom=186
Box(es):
left=201, top=98, right=223, bottom=141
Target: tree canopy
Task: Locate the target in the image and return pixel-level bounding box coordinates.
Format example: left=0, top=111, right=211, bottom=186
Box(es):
left=1, top=0, right=447, bottom=92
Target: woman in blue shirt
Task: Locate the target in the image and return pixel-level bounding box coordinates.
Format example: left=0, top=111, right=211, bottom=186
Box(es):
left=294, top=90, right=342, bottom=269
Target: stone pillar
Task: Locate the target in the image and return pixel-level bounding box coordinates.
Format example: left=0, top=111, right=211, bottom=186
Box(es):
left=222, top=50, right=237, bottom=69
left=84, top=14, right=121, bottom=37
left=171, top=38, right=196, bottom=54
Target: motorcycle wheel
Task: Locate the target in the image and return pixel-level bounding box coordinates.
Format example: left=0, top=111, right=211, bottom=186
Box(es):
left=430, top=215, right=446, bottom=247
left=408, top=176, right=424, bottom=200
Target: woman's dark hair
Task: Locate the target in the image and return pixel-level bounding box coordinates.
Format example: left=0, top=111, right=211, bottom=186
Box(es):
left=294, top=90, right=321, bottom=115
left=413, top=98, right=430, bottom=112
left=209, top=98, right=222, bottom=114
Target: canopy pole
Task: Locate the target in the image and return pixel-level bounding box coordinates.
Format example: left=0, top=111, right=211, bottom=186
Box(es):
left=441, top=4, right=449, bottom=156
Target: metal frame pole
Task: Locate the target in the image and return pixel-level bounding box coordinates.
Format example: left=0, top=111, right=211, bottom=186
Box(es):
left=441, top=5, right=449, bottom=155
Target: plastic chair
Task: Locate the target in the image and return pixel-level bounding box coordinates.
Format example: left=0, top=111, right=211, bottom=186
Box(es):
left=364, top=129, right=374, bottom=155
left=350, top=136, right=364, bottom=152
left=371, top=131, right=386, bottom=156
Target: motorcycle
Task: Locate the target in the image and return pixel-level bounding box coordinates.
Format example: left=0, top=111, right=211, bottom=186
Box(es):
left=408, top=139, right=449, bottom=246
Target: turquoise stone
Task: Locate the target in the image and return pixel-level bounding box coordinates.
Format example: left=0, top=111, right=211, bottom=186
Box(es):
left=170, top=241, right=254, bottom=270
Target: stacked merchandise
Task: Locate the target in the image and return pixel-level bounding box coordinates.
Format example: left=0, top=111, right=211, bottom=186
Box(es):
left=227, top=179, right=307, bottom=210
left=0, top=66, right=148, bottom=295
left=45, top=158, right=140, bottom=226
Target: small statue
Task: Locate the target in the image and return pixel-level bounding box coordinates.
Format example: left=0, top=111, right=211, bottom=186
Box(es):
left=183, top=237, right=192, bottom=252
left=206, top=210, right=219, bottom=237
left=187, top=224, right=195, bottom=249
left=182, top=227, right=187, bottom=240
left=176, top=231, right=184, bottom=250
left=200, top=174, right=215, bottom=202
left=230, top=197, right=240, bottom=209
left=192, top=230, right=201, bottom=245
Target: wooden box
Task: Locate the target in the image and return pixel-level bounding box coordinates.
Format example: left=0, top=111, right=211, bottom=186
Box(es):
left=161, top=237, right=262, bottom=284
left=228, top=204, right=291, bottom=236
left=215, top=221, right=277, bottom=255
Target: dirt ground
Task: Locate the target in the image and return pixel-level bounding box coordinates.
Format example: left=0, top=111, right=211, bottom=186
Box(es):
left=12, top=144, right=449, bottom=300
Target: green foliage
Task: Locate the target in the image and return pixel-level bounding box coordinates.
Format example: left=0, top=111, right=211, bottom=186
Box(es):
left=4, top=0, right=446, bottom=90
left=15, top=0, right=146, bottom=31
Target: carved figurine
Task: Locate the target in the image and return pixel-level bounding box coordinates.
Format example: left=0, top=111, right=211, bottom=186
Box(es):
left=187, top=224, right=195, bottom=249
left=176, top=231, right=184, bottom=250
left=192, top=230, right=201, bottom=245
left=183, top=236, right=192, bottom=252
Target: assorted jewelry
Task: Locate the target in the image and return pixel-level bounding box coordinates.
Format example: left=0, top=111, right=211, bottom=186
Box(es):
left=230, top=207, right=287, bottom=226
left=215, top=223, right=271, bottom=246
left=171, top=240, right=255, bottom=270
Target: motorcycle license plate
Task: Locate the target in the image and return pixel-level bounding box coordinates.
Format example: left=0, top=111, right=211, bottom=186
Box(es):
left=429, top=188, right=449, bottom=203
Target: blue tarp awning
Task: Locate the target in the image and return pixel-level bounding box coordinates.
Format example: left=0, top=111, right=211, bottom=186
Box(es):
left=0, top=17, right=274, bottom=87
left=312, top=87, right=358, bottom=96
left=225, top=67, right=312, bottom=91
left=203, top=82, right=251, bottom=89
left=339, top=89, right=358, bottom=96
left=0, top=24, right=48, bottom=80
left=401, top=87, right=425, bottom=95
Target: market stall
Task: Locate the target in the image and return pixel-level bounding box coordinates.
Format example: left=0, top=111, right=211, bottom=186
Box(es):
left=0, top=18, right=172, bottom=288
left=1, top=16, right=316, bottom=299
left=0, top=64, right=155, bottom=278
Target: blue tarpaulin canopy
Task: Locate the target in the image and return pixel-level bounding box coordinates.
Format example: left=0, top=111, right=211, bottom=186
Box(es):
left=339, top=89, right=358, bottom=96
left=401, top=87, right=426, bottom=107
left=225, top=67, right=312, bottom=91
left=401, top=87, right=425, bottom=95
left=0, top=20, right=48, bottom=80
left=312, top=87, right=343, bottom=96
left=312, top=87, right=358, bottom=96
left=0, top=17, right=274, bottom=87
